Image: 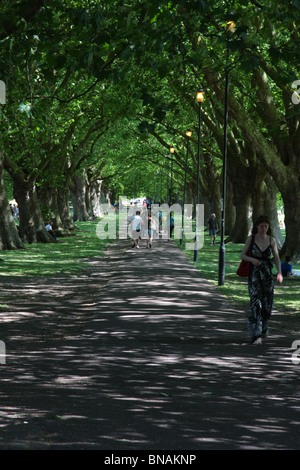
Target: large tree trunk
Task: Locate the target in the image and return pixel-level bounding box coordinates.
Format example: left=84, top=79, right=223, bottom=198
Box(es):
left=0, top=155, right=23, bottom=250
left=252, top=175, right=284, bottom=249
left=70, top=172, right=92, bottom=222
left=281, top=184, right=300, bottom=263
left=201, top=152, right=221, bottom=222
left=224, top=179, right=236, bottom=236
left=13, top=180, right=54, bottom=244
left=37, top=185, right=75, bottom=234
left=227, top=154, right=254, bottom=243
left=88, top=179, right=105, bottom=218
left=229, top=198, right=252, bottom=243
left=57, top=187, right=76, bottom=231
left=38, top=185, right=63, bottom=232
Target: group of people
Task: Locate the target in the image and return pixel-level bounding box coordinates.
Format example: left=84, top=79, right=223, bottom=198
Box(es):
left=129, top=210, right=218, bottom=249
left=128, top=208, right=174, bottom=249
left=129, top=210, right=153, bottom=249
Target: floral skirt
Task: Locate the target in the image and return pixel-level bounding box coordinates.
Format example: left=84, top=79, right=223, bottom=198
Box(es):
left=248, top=262, right=274, bottom=341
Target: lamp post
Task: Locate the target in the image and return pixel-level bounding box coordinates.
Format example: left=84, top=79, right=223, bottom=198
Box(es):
left=169, top=146, right=175, bottom=205
left=166, top=160, right=169, bottom=204
left=194, top=88, right=204, bottom=262
left=218, top=20, right=235, bottom=286
left=181, top=130, right=192, bottom=246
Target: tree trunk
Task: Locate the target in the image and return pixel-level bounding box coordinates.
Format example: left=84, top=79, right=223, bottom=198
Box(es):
left=227, top=154, right=254, bottom=243
left=281, top=184, right=300, bottom=263
left=13, top=181, right=54, bottom=244
left=201, top=152, right=221, bottom=222
left=37, top=185, right=75, bottom=234
left=225, top=179, right=235, bottom=236
left=252, top=175, right=284, bottom=249
left=229, top=198, right=252, bottom=243
left=0, top=154, right=23, bottom=250
left=57, top=187, right=76, bottom=231
left=70, top=172, right=92, bottom=222
left=88, top=179, right=105, bottom=218
left=38, top=185, right=63, bottom=231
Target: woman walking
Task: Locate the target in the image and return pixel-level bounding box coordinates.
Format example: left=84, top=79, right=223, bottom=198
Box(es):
left=241, top=216, right=283, bottom=344
left=146, top=211, right=156, bottom=248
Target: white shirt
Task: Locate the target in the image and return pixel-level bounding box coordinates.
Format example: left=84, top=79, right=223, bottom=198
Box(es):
left=131, top=215, right=142, bottom=231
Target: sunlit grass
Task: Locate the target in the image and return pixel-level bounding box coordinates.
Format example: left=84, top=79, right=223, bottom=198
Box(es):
left=0, top=219, right=113, bottom=277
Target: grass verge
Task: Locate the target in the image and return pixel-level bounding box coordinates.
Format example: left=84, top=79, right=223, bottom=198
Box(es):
left=0, top=220, right=112, bottom=277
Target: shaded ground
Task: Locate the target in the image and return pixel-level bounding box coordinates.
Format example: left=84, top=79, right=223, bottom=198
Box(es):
left=0, top=238, right=299, bottom=450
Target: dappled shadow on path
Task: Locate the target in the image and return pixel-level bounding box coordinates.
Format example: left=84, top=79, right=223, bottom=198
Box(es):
left=0, top=239, right=299, bottom=449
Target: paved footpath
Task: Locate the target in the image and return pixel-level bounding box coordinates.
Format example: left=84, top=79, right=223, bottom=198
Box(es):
left=0, top=238, right=299, bottom=450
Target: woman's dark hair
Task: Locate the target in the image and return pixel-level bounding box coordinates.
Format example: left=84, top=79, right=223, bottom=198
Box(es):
left=251, top=215, right=272, bottom=235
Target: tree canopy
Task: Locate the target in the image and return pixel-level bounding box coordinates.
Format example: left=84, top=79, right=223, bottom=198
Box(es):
left=0, top=0, right=299, bottom=260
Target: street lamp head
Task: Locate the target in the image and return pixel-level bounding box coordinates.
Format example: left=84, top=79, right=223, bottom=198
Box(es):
left=226, top=20, right=236, bottom=33
left=170, top=146, right=175, bottom=153
left=186, top=130, right=192, bottom=138
left=196, top=89, right=205, bottom=103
